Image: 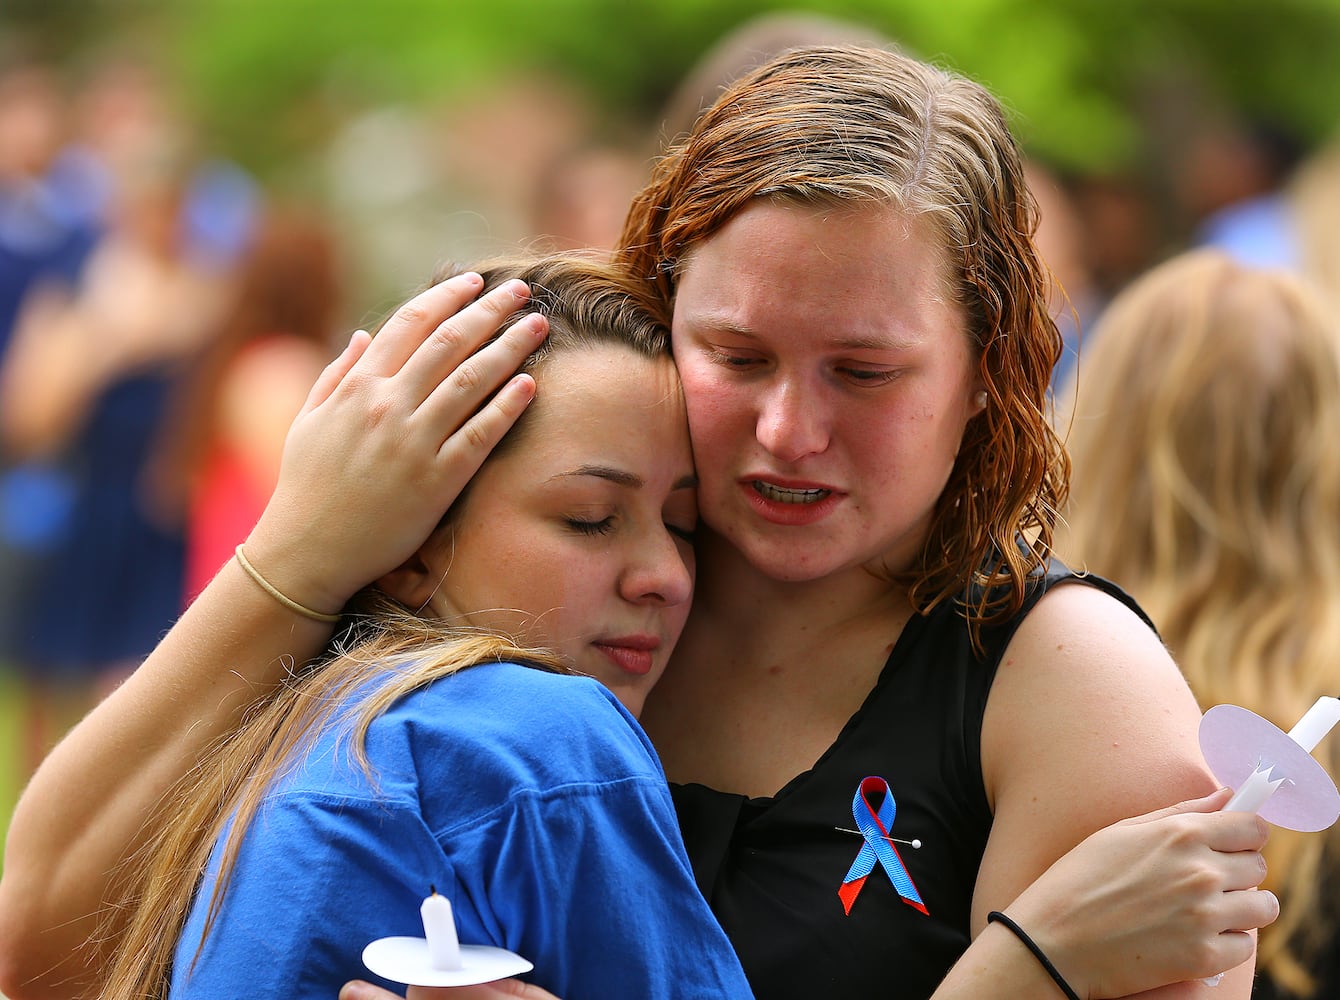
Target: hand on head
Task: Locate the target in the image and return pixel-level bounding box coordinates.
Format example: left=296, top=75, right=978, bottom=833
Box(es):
left=244, top=273, right=548, bottom=615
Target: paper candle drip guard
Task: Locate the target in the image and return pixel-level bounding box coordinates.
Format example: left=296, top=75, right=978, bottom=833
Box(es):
left=363, top=887, right=533, bottom=988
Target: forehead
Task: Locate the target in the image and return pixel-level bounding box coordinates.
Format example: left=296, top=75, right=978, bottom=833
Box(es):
left=530, top=341, right=677, bottom=407
left=516, top=344, right=687, bottom=457
left=672, top=200, right=965, bottom=348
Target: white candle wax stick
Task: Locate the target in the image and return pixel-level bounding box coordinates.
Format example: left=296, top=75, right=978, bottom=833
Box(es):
left=1206, top=699, right=1340, bottom=987
left=1223, top=764, right=1285, bottom=814
left=421, top=889, right=463, bottom=971
left=1288, top=696, right=1340, bottom=753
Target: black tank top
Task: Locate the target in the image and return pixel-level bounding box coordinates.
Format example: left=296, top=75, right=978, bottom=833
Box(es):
left=672, top=564, right=1149, bottom=999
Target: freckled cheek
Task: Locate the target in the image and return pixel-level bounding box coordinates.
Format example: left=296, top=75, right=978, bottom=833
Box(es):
left=680, top=371, right=751, bottom=454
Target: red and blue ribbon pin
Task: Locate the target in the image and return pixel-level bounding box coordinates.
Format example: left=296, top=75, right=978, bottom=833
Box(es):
left=838, top=775, right=928, bottom=916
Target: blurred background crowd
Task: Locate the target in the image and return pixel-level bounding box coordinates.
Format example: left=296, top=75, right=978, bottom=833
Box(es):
left=4, top=0, right=1340, bottom=995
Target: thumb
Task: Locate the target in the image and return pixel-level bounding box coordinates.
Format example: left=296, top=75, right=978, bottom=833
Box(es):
left=1119, top=786, right=1232, bottom=826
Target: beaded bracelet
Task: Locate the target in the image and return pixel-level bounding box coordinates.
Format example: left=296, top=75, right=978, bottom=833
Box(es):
left=234, top=544, right=342, bottom=623
left=986, top=910, right=1081, bottom=1000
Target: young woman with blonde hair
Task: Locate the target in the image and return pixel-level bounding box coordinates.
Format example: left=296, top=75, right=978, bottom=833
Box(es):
left=96, top=252, right=751, bottom=1000
left=1059, top=249, right=1340, bottom=999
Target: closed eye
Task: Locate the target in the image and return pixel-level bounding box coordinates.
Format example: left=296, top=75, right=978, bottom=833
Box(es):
left=838, top=366, right=899, bottom=386
left=707, top=347, right=764, bottom=369
left=566, top=517, right=615, bottom=536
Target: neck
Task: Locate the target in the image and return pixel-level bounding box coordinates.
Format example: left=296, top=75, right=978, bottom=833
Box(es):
left=685, top=527, right=908, bottom=648
left=647, top=527, right=915, bottom=795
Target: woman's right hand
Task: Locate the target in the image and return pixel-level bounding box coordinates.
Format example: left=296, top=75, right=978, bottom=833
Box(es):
left=244, top=273, right=549, bottom=614
left=340, top=979, right=561, bottom=1000
left=1004, top=787, right=1277, bottom=998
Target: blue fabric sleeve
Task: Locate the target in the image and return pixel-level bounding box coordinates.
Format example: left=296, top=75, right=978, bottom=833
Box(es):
left=171, top=665, right=754, bottom=1000
left=174, top=782, right=752, bottom=1000
left=170, top=793, right=441, bottom=998
left=451, top=775, right=754, bottom=999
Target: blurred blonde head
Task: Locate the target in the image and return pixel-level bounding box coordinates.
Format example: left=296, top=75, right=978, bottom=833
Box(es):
left=1292, top=136, right=1340, bottom=311
left=1058, top=248, right=1340, bottom=995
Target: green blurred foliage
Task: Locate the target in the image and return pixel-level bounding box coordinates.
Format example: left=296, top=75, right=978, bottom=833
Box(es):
left=5, top=0, right=1340, bottom=179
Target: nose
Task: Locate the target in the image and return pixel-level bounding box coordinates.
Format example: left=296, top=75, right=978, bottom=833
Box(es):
left=755, top=376, right=828, bottom=463
left=620, top=530, right=694, bottom=609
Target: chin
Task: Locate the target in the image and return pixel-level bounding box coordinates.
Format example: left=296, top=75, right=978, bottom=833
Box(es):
left=611, top=688, right=646, bottom=718
left=739, top=539, right=845, bottom=584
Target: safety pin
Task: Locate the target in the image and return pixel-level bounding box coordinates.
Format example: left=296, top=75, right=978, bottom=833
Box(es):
left=833, top=827, right=922, bottom=849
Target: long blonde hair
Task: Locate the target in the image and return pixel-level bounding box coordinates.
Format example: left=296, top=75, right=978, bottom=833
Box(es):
left=98, top=251, right=672, bottom=999
left=1057, top=249, right=1340, bottom=996
left=1292, top=136, right=1340, bottom=314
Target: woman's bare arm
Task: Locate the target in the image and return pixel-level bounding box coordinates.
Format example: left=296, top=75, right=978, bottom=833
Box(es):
left=0, top=273, right=547, bottom=1000
left=965, top=583, right=1273, bottom=998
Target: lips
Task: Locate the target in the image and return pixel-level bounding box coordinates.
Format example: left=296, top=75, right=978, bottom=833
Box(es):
left=592, top=636, right=660, bottom=676
left=743, top=477, right=842, bottom=526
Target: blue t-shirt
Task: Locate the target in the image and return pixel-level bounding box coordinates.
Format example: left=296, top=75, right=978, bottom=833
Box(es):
left=170, top=661, right=752, bottom=999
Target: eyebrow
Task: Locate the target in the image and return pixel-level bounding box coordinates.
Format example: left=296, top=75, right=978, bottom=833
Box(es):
left=690, top=315, right=920, bottom=352
left=552, top=465, right=698, bottom=491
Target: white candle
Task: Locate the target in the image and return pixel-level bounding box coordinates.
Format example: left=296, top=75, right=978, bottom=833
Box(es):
left=421, top=886, right=463, bottom=971
left=1207, top=700, right=1340, bottom=987
left=1223, top=764, right=1285, bottom=814
left=1288, top=696, right=1340, bottom=753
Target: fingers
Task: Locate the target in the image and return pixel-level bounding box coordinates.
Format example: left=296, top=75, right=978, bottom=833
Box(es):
left=405, top=290, right=546, bottom=418
left=348, top=274, right=547, bottom=450
left=339, top=980, right=405, bottom=1000
left=1203, top=811, right=1270, bottom=856
left=302, top=330, right=373, bottom=417
left=417, top=314, right=547, bottom=449
left=1206, top=842, right=1269, bottom=893
left=1121, top=786, right=1268, bottom=858
left=1196, top=930, right=1258, bottom=982
left=364, top=275, right=537, bottom=402
left=436, top=372, right=538, bottom=460
left=1218, top=888, right=1279, bottom=933
left=360, top=271, right=487, bottom=376
left=1121, top=786, right=1233, bottom=824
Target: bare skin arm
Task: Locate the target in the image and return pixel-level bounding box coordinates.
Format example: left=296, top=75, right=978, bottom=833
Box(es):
left=0, top=273, right=547, bottom=1000
left=970, top=583, right=1272, bottom=998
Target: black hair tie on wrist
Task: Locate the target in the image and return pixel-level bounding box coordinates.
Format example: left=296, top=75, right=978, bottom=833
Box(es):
left=987, top=910, right=1081, bottom=1000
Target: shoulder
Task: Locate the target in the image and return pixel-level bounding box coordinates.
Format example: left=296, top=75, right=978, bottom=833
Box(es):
left=378, top=661, right=665, bottom=786
left=984, top=569, right=1209, bottom=805
left=972, top=575, right=1217, bottom=928
left=987, top=576, right=1190, bottom=754
left=400, top=660, right=640, bottom=733
left=1000, top=575, right=1172, bottom=693
left=274, top=663, right=666, bottom=834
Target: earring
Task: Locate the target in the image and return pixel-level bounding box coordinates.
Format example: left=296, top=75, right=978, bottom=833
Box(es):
left=974, top=390, right=988, bottom=409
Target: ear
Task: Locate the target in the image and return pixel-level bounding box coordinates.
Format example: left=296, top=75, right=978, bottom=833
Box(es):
left=376, top=531, right=451, bottom=609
